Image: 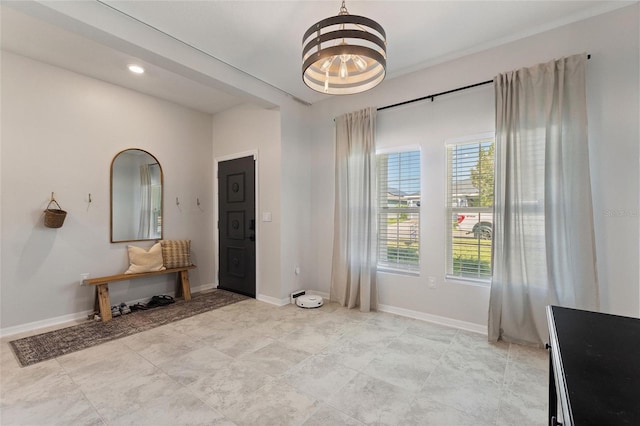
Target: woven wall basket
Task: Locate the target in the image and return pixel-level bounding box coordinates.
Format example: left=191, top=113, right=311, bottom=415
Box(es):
left=44, top=200, right=67, bottom=228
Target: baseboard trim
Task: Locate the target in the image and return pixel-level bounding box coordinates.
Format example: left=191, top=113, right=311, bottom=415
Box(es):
left=1, top=283, right=219, bottom=339
left=306, top=290, right=330, bottom=299
left=256, top=294, right=289, bottom=306
left=299, top=291, right=484, bottom=335
left=2, top=288, right=486, bottom=338
left=377, top=303, right=487, bottom=335
left=1, top=310, right=94, bottom=339
left=191, top=282, right=217, bottom=293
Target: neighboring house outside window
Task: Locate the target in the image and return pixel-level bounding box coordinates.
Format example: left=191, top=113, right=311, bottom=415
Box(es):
left=446, top=134, right=494, bottom=281
left=377, top=149, right=421, bottom=274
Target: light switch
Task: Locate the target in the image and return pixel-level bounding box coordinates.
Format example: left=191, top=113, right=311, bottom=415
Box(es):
left=262, top=212, right=272, bottom=222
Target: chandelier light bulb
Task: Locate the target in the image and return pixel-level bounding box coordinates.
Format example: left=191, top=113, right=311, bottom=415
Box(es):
left=320, top=56, right=335, bottom=72
left=352, top=55, right=367, bottom=72
left=339, top=59, right=349, bottom=80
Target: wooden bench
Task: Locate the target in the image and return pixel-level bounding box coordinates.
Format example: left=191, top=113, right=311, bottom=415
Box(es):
left=84, top=265, right=196, bottom=322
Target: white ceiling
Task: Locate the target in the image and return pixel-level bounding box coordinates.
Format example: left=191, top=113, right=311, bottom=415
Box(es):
left=1, top=1, right=633, bottom=113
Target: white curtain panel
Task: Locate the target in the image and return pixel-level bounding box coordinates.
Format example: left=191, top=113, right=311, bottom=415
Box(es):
left=137, top=164, right=152, bottom=240
left=488, top=54, right=599, bottom=346
left=330, top=107, right=378, bottom=311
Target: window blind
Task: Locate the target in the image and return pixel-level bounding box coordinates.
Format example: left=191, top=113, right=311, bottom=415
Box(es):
left=446, top=138, right=494, bottom=280
left=377, top=151, right=421, bottom=272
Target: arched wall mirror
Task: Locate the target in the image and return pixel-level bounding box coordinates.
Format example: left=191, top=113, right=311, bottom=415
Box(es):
left=111, top=149, right=163, bottom=243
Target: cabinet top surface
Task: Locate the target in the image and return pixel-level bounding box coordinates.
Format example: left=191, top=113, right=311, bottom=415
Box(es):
left=549, top=306, right=640, bottom=425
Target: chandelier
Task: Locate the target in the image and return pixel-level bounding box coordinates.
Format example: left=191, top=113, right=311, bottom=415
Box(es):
left=302, top=0, right=387, bottom=95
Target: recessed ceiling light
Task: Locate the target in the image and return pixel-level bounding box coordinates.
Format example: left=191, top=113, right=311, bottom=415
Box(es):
left=128, top=64, right=145, bottom=74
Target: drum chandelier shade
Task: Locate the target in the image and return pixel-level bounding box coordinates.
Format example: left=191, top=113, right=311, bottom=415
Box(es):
left=302, top=1, right=386, bottom=95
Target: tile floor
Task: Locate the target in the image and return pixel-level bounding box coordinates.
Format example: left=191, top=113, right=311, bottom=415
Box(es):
left=0, top=296, right=549, bottom=425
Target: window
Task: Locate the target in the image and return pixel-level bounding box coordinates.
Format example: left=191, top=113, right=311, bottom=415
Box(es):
left=446, top=135, right=494, bottom=281
left=377, top=150, right=421, bottom=273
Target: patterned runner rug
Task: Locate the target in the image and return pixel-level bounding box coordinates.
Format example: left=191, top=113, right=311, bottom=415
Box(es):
left=9, top=289, right=248, bottom=367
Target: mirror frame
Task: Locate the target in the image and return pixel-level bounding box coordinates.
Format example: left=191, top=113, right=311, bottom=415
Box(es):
left=110, top=148, right=164, bottom=243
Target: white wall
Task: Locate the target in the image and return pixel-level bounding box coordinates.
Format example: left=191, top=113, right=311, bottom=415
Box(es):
left=210, top=102, right=313, bottom=305
left=211, top=104, right=283, bottom=302
left=0, top=43, right=314, bottom=332
left=279, top=102, right=313, bottom=301
left=1, top=52, right=215, bottom=330
left=376, top=86, right=495, bottom=325
left=308, top=4, right=640, bottom=325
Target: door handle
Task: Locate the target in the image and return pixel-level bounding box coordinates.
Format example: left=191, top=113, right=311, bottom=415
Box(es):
left=249, top=234, right=255, bottom=242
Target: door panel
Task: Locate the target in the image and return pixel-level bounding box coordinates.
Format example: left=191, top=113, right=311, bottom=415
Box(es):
left=218, top=156, right=256, bottom=297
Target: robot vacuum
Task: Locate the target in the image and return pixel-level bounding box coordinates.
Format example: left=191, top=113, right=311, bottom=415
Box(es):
left=296, top=294, right=324, bottom=309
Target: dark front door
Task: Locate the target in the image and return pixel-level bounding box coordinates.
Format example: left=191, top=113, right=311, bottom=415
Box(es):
left=218, top=156, right=256, bottom=298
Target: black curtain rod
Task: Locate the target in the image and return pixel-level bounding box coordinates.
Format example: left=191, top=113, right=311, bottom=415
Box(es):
left=377, top=80, right=492, bottom=111
left=378, top=54, right=591, bottom=112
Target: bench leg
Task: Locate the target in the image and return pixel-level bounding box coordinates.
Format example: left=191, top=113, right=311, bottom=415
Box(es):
left=180, top=270, right=191, bottom=301
left=96, top=284, right=112, bottom=322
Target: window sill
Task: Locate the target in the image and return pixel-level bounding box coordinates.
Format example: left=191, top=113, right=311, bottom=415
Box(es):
left=377, top=267, right=420, bottom=278
left=445, top=274, right=491, bottom=287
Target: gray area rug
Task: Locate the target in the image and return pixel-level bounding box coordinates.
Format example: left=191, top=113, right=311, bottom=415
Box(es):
left=9, top=289, right=248, bottom=367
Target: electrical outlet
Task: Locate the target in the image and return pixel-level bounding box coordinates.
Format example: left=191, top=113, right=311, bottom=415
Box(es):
left=427, top=276, right=437, bottom=289
left=80, top=273, right=90, bottom=286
